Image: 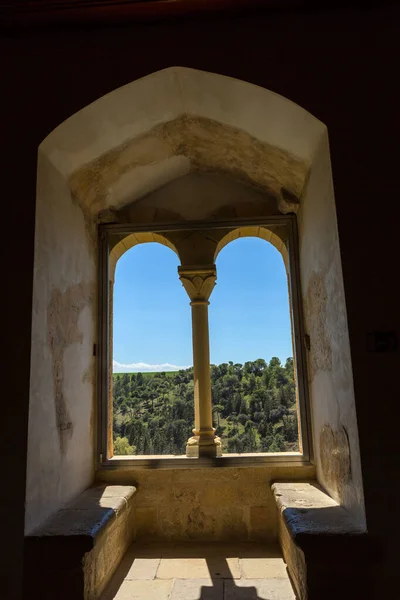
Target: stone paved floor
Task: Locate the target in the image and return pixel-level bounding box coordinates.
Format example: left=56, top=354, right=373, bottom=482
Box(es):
left=101, top=543, right=296, bottom=600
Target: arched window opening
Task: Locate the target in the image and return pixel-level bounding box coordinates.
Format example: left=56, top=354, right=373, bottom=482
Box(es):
left=112, top=241, right=193, bottom=457
left=101, top=218, right=310, bottom=463
left=210, top=236, right=299, bottom=454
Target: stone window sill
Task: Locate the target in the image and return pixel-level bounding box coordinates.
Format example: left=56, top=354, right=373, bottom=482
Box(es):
left=99, top=452, right=312, bottom=470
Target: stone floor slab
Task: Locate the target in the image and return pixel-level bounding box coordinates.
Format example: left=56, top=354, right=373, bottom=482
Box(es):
left=101, top=543, right=297, bottom=599
left=239, top=558, right=288, bottom=579
left=157, top=558, right=209, bottom=579
left=103, top=579, right=173, bottom=600
left=224, top=579, right=296, bottom=600
left=157, top=557, right=240, bottom=579
left=206, top=557, right=241, bottom=579
left=124, top=557, right=160, bottom=580
left=170, top=578, right=224, bottom=600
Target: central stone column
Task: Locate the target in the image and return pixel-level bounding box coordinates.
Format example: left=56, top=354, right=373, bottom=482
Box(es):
left=178, top=265, right=222, bottom=458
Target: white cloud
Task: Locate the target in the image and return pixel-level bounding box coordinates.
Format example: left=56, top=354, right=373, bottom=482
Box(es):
left=113, top=360, right=191, bottom=373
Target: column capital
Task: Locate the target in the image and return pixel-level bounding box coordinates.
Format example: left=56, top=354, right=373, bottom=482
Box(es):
left=178, top=265, right=217, bottom=303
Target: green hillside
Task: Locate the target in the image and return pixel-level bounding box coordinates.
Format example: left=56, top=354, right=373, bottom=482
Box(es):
left=112, top=358, right=298, bottom=456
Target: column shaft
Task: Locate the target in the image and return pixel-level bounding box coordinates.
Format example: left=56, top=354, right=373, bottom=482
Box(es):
left=191, top=301, right=214, bottom=439
left=178, top=265, right=222, bottom=458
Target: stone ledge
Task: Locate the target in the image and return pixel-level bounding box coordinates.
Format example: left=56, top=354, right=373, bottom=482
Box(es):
left=24, top=485, right=136, bottom=600
left=272, top=481, right=365, bottom=548
left=272, top=481, right=373, bottom=600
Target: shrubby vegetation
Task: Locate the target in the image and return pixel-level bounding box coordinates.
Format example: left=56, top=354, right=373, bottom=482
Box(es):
left=113, top=357, right=298, bottom=455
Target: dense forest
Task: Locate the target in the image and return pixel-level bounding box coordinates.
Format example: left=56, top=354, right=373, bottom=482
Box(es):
left=113, top=357, right=299, bottom=455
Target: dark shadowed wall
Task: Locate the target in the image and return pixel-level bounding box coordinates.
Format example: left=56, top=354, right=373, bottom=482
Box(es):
left=2, top=4, right=399, bottom=597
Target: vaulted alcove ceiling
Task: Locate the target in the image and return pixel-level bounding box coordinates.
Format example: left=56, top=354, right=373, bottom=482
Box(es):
left=69, top=114, right=308, bottom=217
left=40, top=67, right=326, bottom=223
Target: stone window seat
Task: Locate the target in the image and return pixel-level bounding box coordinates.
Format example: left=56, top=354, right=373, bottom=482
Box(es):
left=24, top=485, right=136, bottom=600
left=272, top=481, right=373, bottom=600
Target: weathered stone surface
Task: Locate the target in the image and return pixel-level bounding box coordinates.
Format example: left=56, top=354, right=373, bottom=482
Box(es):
left=159, top=542, right=239, bottom=559
left=237, top=480, right=272, bottom=507
left=24, top=485, right=137, bottom=600
left=303, top=272, right=332, bottom=379
left=170, top=578, right=223, bottom=600
left=319, top=425, right=352, bottom=502
left=84, top=507, right=136, bottom=598
left=272, top=481, right=364, bottom=541
left=47, top=281, right=94, bottom=453
left=225, top=578, right=295, bottom=600
left=29, top=507, right=117, bottom=538
left=157, top=557, right=240, bottom=580
left=156, top=506, right=187, bottom=541
left=101, top=541, right=298, bottom=599
left=29, top=485, right=136, bottom=538
left=84, top=485, right=136, bottom=501
left=201, top=483, right=240, bottom=508
left=98, top=465, right=316, bottom=543
left=27, top=152, right=97, bottom=535
left=277, top=507, right=307, bottom=600
left=272, top=481, right=372, bottom=600
left=133, top=470, right=175, bottom=507
left=102, top=579, right=173, bottom=600
left=124, top=558, right=160, bottom=580
left=135, top=507, right=158, bottom=539
left=249, top=506, right=276, bottom=542
left=118, top=172, right=279, bottom=227
left=240, top=557, right=288, bottom=579
left=157, top=558, right=212, bottom=580
left=69, top=115, right=309, bottom=218
left=185, top=506, right=218, bottom=541
left=218, top=507, right=249, bottom=542
left=297, top=135, right=366, bottom=529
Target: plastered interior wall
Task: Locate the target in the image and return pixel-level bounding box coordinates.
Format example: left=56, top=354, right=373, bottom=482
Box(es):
left=25, top=151, right=97, bottom=534
left=98, top=464, right=315, bottom=542
left=297, top=133, right=365, bottom=528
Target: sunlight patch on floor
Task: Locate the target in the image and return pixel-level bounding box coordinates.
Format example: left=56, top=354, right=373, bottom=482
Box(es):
left=101, top=543, right=296, bottom=600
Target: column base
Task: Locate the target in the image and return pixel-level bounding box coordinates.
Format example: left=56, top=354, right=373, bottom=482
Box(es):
left=186, top=435, right=222, bottom=458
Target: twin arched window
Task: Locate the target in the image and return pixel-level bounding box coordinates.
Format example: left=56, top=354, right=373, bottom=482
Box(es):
left=99, top=218, right=311, bottom=465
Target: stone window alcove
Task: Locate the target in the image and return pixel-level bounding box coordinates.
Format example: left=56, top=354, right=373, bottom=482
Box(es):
left=27, top=67, right=366, bottom=537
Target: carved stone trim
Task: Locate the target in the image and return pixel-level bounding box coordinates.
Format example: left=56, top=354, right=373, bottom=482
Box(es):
left=178, top=265, right=217, bottom=303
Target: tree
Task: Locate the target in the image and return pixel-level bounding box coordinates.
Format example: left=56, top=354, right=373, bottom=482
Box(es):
left=244, top=419, right=258, bottom=452
left=212, top=404, right=224, bottom=426
left=114, top=436, right=135, bottom=455
left=283, top=414, right=298, bottom=443
left=268, top=433, right=285, bottom=452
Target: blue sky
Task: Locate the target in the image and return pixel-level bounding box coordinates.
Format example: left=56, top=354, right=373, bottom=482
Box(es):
left=113, top=237, right=293, bottom=372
